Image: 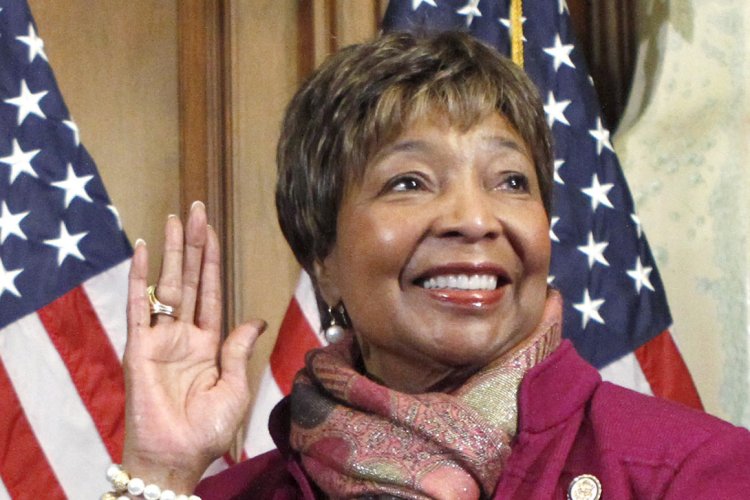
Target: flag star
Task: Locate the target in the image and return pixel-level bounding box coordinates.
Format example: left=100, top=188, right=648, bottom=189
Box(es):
left=64, top=119, right=80, bottom=146
left=51, top=163, right=94, bottom=208
left=0, top=139, right=40, bottom=183
left=554, top=159, right=565, bottom=185
left=499, top=15, right=527, bottom=41
left=577, top=231, right=610, bottom=268
left=559, top=0, right=570, bottom=14
left=16, top=23, right=48, bottom=63
left=44, top=221, right=88, bottom=266
left=581, top=173, right=614, bottom=211
left=630, top=213, right=642, bottom=238
left=0, top=202, right=30, bottom=243
left=457, top=0, right=482, bottom=27
left=3, top=79, right=48, bottom=125
left=0, top=258, right=23, bottom=299
left=544, top=91, right=571, bottom=128
left=627, top=256, right=655, bottom=293
left=589, top=117, right=614, bottom=155
left=543, top=34, right=575, bottom=71
left=574, top=289, right=605, bottom=328
left=547, top=275, right=555, bottom=285
left=549, top=216, right=560, bottom=243
left=108, top=204, right=123, bottom=230
left=412, top=0, right=437, bottom=9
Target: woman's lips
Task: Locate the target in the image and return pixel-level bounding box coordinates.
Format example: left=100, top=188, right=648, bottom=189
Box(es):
left=413, top=264, right=509, bottom=309
left=425, top=287, right=505, bottom=308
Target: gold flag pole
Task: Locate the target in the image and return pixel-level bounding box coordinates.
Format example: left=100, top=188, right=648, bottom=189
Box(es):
left=510, top=0, right=524, bottom=68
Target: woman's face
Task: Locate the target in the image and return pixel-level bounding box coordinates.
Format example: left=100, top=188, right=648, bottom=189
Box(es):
left=316, top=112, right=550, bottom=392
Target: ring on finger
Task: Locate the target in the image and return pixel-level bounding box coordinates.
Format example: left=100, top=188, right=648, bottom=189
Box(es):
left=147, top=285, right=177, bottom=318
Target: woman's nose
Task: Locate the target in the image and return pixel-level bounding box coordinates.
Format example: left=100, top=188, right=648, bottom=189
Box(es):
left=434, top=184, right=502, bottom=241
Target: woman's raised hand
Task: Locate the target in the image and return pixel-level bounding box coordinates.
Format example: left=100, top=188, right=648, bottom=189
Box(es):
left=122, top=201, right=265, bottom=492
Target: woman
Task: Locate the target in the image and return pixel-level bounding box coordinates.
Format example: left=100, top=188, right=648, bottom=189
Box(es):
left=111, top=32, right=750, bottom=499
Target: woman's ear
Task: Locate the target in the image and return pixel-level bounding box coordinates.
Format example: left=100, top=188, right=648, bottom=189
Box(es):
left=312, top=254, right=341, bottom=306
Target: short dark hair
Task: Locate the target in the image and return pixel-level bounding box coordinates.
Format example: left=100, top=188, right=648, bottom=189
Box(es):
left=276, top=31, right=553, bottom=273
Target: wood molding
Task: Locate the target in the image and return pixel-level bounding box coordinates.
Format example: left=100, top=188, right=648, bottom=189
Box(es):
left=177, top=0, right=235, bottom=331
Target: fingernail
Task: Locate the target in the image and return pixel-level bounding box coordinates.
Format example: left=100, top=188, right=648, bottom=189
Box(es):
left=134, top=238, right=146, bottom=247
left=167, top=214, right=178, bottom=220
left=191, top=200, right=205, bottom=211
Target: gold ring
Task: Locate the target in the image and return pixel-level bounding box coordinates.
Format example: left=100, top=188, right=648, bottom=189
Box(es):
left=147, top=285, right=177, bottom=318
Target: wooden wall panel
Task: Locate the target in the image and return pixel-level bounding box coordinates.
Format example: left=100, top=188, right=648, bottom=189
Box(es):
left=231, top=1, right=383, bottom=402
left=229, top=0, right=302, bottom=397
left=28, top=0, right=180, bottom=280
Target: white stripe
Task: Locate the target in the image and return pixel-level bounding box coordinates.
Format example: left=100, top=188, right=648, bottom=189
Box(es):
left=0, top=477, right=10, bottom=500
left=84, top=259, right=130, bottom=361
left=599, top=351, right=653, bottom=396
left=245, top=367, right=284, bottom=457
left=0, top=313, right=112, bottom=498
left=295, top=272, right=324, bottom=344
left=202, top=456, right=229, bottom=479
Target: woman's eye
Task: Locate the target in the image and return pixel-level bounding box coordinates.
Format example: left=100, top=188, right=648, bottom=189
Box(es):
left=500, top=173, right=530, bottom=192
left=388, top=176, right=424, bottom=192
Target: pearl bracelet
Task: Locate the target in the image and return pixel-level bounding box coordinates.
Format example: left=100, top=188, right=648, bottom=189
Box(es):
left=103, top=464, right=201, bottom=500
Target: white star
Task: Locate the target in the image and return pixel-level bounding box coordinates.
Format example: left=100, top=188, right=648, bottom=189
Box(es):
left=412, top=0, right=437, bottom=9
left=0, top=139, right=40, bottom=183
left=3, top=79, right=48, bottom=125
left=64, top=119, right=80, bottom=146
left=543, top=34, right=575, bottom=71
left=554, top=159, right=565, bottom=185
left=51, top=163, right=94, bottom=208
left=573, top=289, right=605, bottom=328
left=108, top=204, right=123, bottom=230
left=549, top=216, right=560, bottom=243
left=627, top=256, right=655, bottom=293
left=499, top=15, right=527, bottom=41
left=577, top=231, right=610, bottom=268
left=0, top=201, right=29, bottom=243
left=558, top=0, right=569, bottom=14
left=581, top=174, right=614, bottom=211
left=547, top=275, right=555, bottom=285
left=44, top=221, right=88, bottom=266
left=16, top=23, right=48, bottom=63
left=457, top=0, right=482, bottom=27
left=630, top=213, right=642, bottom=238
left=544, top=91, right=571, bottom=128
left=589, top=117, right=614, bottom=155
left=0, top=258, right=23, bottom=299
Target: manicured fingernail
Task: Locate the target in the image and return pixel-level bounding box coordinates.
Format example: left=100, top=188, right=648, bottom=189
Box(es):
left=191, top=200, right=205, bottom=211
left=167, top=213, right=178, bottom=219
left=134, top=238, right=146, bottom=247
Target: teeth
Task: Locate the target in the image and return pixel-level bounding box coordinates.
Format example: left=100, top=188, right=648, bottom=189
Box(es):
left=421, top=274, right=498, bottom=291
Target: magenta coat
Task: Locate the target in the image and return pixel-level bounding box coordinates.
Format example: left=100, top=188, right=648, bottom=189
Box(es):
left=196, top=341, right=750, bottom=499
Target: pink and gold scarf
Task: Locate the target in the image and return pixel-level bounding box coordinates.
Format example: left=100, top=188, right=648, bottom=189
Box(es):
left=289, top=290, right=562, bottom=499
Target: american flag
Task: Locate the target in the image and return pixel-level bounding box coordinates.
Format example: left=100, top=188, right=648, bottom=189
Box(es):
left=246, top=0, right=702, bottom=458
left=0, top=2, right=132, bottom=497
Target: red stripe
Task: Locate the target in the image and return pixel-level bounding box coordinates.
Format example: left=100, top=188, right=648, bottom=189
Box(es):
left=270, top=298, right=322, bottom=395
left=37, top=286, right=125, bottom=461
left=0, top=359, right=67, bottom=499
left=635, top=330, right=704, bottom=410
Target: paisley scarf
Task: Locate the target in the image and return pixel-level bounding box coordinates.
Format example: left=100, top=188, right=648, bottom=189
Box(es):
left=289, top=290, right=563, bottom=499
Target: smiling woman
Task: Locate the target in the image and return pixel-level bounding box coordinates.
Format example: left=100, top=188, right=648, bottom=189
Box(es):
left=316, top=113, right=550, bottom=393
left=115, top=31, right=750, bottom=500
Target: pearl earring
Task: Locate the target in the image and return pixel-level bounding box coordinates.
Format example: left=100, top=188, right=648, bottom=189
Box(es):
left=324, top=304, right=346, bottom=344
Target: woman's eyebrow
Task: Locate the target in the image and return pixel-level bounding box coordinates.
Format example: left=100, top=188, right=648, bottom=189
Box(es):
left=482, top=136, right=527, bottom=154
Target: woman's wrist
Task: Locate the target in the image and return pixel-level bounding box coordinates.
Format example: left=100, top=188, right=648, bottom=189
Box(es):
left=103, top=463, right=201, bottom=500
